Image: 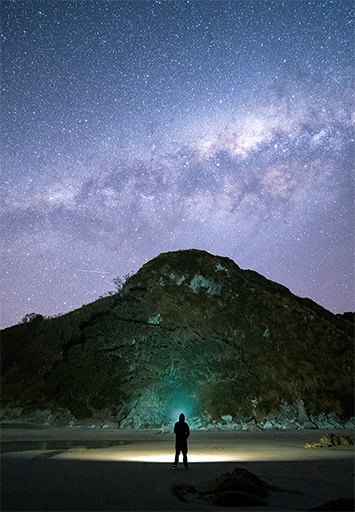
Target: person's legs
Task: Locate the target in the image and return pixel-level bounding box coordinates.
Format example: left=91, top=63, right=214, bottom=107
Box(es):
left=182, top=443, right=188, bottom=468
left=173, top=446, right=180, bottom=466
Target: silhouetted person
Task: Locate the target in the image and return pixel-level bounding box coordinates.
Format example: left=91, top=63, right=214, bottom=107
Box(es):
left=173, top=413, right=190, bottom=469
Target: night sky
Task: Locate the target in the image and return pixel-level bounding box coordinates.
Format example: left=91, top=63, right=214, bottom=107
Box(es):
left=1, top=0, right=354, bottom=329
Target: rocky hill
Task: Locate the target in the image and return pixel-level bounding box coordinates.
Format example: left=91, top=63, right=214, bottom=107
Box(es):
left=1, top=249, right=354, bottom=429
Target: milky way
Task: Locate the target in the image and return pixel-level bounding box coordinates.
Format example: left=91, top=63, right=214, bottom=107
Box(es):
left=1, top=0, right=354, bottom=328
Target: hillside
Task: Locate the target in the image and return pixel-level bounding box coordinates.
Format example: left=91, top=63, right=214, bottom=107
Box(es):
left=1, top=249, right=354, bottom=429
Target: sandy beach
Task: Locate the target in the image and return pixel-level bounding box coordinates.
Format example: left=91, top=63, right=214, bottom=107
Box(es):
left=1, top=426, right=354, bottom=511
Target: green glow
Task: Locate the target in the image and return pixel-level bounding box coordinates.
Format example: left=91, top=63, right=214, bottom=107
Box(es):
left=167, top=386, right=198, bottom=424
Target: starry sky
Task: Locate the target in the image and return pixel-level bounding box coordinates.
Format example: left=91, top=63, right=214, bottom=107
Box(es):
left=1, top=0, right=354, bottom=328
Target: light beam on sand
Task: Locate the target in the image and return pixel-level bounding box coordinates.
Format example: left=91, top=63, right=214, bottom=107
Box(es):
left=124, top=454, right=228, bottom=463
left=48, top=443, right=355, bottom=464
left=4, top=438, right=354, bottom=464
left=57, top=452, right=237, bottom=463
left=53, top=447, right=253, bottom=463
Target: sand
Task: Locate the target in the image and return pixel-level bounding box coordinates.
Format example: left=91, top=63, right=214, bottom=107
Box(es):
left=1, top=426, right=354, bottom=511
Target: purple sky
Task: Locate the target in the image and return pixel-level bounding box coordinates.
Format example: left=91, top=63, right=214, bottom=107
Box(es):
left=1, top=0, right=354, bottom=328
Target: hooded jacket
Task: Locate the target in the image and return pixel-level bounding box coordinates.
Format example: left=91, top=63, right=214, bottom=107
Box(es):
left=174, top=413, right=190, bottom=444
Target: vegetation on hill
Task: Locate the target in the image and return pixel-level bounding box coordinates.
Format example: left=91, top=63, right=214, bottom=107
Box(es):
left=1, top=249, right=353, bottom=426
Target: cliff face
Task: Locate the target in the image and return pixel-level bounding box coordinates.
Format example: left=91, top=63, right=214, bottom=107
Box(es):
left=1, top=249, right=354, bottom=429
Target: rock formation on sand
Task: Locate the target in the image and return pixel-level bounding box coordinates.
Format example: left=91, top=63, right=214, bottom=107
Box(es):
left=172, top=466, right=355, bottom=509
left=1, top=249, right=354, bottom=429
left=173, top=466, right=281, bottom=506
left=305, top=433, right=354, bottom=449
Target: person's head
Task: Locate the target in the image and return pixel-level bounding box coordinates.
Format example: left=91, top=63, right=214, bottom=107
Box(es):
left=179, top=413, right=185, bottom=422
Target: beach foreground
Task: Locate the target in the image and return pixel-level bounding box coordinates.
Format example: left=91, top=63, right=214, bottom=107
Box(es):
left=1, top=427, right=354, bottom=511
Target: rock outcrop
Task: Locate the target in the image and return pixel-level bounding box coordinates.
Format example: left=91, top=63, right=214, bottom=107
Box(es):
left=1, top=249, right=354, bottom=428
left=172, top=466, right=282, bottom=507
left=305, top=433, right=354, bottom=449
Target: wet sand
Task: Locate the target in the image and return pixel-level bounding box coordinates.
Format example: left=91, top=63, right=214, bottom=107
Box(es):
left=1, top=427, right=354, bottom=511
